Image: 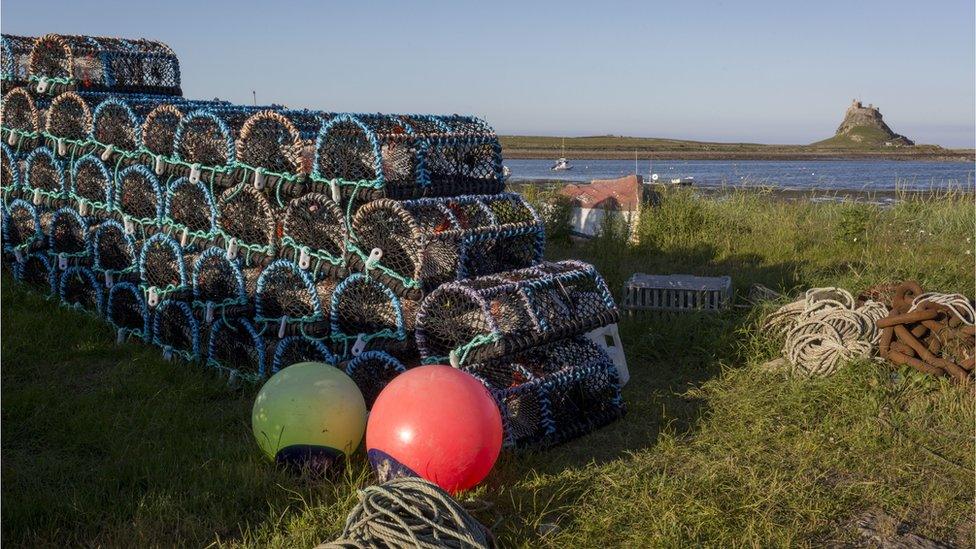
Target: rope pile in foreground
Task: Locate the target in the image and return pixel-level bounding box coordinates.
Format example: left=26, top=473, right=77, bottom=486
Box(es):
left=317, top=477, right=494, bottom=549
left=877, top=281, right=975, bottom=384
left=764, top=287, right=889, bottom=377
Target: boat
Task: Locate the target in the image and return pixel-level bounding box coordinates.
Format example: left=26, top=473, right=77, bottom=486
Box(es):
left=502, top=165, right=512, bottom=181
left=550, top=138, right=573, bottom=171
left=551, top=157, right=573, bottom=171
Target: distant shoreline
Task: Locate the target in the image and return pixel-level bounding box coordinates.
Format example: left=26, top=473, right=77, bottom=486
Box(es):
left=500, top=135, right=975, bottom=162
left=502, top=148, right=975, bottom=162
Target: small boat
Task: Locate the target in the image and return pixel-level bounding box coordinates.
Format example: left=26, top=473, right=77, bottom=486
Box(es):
left=551, top=157, right=573, bottom=171
left=550, top=138, right=573, bottom=171
left=502, top=165, right=512, bottom=181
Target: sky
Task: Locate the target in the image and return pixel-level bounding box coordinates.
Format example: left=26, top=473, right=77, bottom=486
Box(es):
left=3, top=0, right=974, bottom=147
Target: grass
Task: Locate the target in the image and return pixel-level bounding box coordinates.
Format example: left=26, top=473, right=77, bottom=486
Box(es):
left=3, top=188, right=974, bottom=547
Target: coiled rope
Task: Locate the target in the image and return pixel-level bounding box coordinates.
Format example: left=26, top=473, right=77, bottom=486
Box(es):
left=764, top=287, right=889, bottom=377
left=317, top=478, right=494, bottom=549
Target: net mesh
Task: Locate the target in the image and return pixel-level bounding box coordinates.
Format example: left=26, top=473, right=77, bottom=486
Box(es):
left=29, top=34, right=181, bottom=96
left=162, top=177, right=217, bottom=244
left=216, top=183, right=277, bottom=259
left=191, top=246, right=255, bottom=315
left=58, top=265, right=104, bottom=315
left=1, top=34, right=35, bottom=87
left=416, top=260, right=619, bottom=365
left=48, top=207, right=88, bottom=257
left=44, top=91, right=93, bottom=145
left=207, top=317, right=266, bottom=380
left=152, top=299, right=201, bottom=361
left=141, top=103, right=184, bottom=158
left=237, top=109, right=325, bottom=177
left=107, top=281, right=150, bottom=340
left=12, top=251, right=55, bottom=293
left=90, top=96, right=152, bottom=154
left=2, top=199, right=42, bottom=253
left=1, top=143, right=19, bottom=204
left=1, top=87, right=42, bottom=147
left=254, top=259, right=335, bottom=337
left=138, top=232, right=188, bottom=298
left=70, top=154, right=113, bottom=213
left=404, top=114, right=503, bottom=194
left=24, top=147, right=68, bottom=201
left=465, top=337, right=624, bottom=449
left=270, top=336, right=336, bottom=373
left=330, top=273, right=415, bottom=360
left=90, top=220, right=137, bottom=276
left=344, top=351, right=406, bottom=409
left=114, top=164, right=163, bottom=231
left=349, top=193, right=544, bottom=295
left=280, top=192, right=347, bottom=277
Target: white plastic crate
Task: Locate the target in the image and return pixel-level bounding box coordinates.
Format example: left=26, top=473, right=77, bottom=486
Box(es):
left=622, top=273, right=732, bottom=312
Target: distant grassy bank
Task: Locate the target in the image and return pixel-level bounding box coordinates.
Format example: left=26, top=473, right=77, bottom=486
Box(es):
left=2, top=189, right=973, bottom=547
left=501, top=135, right=975, bottom=161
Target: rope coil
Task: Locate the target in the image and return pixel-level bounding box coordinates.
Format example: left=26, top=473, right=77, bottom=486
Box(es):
left=317, top=478, right=494, bottom=549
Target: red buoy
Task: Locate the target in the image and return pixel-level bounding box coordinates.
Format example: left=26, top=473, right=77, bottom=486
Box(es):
left=366, top=365, right=503, bottom=494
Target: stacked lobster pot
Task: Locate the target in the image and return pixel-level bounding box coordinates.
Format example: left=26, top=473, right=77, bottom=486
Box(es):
left=415, top=261, right=628, bottom=448
left=1, top=32, right=627, bottom=448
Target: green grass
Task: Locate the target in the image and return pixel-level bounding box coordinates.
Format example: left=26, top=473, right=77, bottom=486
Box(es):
left=3, top=188, right=974, bottom=547
left=810, top=126, right=900, bottom=149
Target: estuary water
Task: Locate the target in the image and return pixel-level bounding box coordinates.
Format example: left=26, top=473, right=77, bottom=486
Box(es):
left=505, top=158, right=974, bottom=192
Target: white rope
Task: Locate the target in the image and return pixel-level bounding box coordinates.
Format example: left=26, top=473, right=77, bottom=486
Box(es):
left=765, top=287, right=889, bottom=377
left=909, top=292, right=975, bottom=326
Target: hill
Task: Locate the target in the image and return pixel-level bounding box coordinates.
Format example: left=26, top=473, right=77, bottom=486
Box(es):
left=810, top=100, right=915, bottom=149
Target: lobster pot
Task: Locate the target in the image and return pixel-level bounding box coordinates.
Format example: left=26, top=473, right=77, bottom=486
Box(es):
left=349, top=193, right=545, bottom=297
left=161, top=177, right=218, bottom=249
left=254, top=259, right=336, bottom=339
left=270, top=336, right=336, bottom=373
left=416, top=260, right=619, bottom=366
left=330, top=273, right=416, bottom=360
left=344, top=351, right=406, bottom=409
left=23, top=147, right=68, bottom=206
left=48, top=207, right=90, bottom=266
left=70, top=154, right=113, bottom=217
left=58, top=265, right=104, bottom=315
left=113, top=164, right=163, bottom=238
left=12, top=251, right=55, bottom=294
left=312, top=114, right=428, bottom=201
left=90, top=220, right=138, bottom=285
left=1, top=87, right=46, bottom=151
left=280, top=192, right=347, bottom=279
left=138, top=232, right=192, bottom=307
left=28, top=34, right=182, bottom=96
left=43, top=91, right=97, bottom=156
left=3, top=199, right=44, bottom=262
left=1, top=143, right=20, bottom=205
left=403, top=115, right=503, bottom=195
left=152, top=299, right=202, bottom=361
left=107, top=281, right=151, bottom=341
left=215, top=183, right=278, bottom=265
left=1, top=34, right=35, bottom=88
left=170, top=107, right=268, bottom=186
left=236, top=109, right=328, bottom=185
left=91, top=96, right=221, bottom=163
left=206, top=318, right=267, bottom=381
left=466, top=337, right=625, bottom=449
left=191, top=246, right=258, bottom=322
left=139, top=100, right=233, bottom=163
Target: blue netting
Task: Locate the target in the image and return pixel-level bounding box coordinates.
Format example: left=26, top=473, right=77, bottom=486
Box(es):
left=58, top=265, right=104, bottom=315
left=206, top=317, right=267, bottom=381
left=344, top=350, right=406, bottom=409
left=114, top=163, right=163, bottom=235
left=47, top=206, right=89, bottom=262
left=28, top=34, right=182, bottom=96
left=1, top=142, right=21, bottom=205
left=11, top=251, right=56, bottom=294
left=329, top=273, right=412, bottom=360
left=23, top=147, right=68, bottom=204
left=152, top=298, right=201, bottom=362
left=0, top=87, right=46, bottom=153
left=1, top=34, right=34, bottom=87
left=107, top=281, right=151, bottom=341
left=69, top=153, right=114, bottom=216
left=254, top=258, right=332, bottom=338
left=191, top=246, right=252, bottom=321
left=270, top=335, right=336, bottom=373
left=89, top=219, right=138, bottom=281
left=138, top=232, right=189, bottom=305
left=2, top=199, right=43, bottom=255
left=161, top=176, right=218, bottom=249
left=464, top=336, right=625, bottom=449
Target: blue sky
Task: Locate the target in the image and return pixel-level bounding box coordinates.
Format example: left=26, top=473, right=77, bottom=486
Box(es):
left=4, top=0, right=974, bottom=146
